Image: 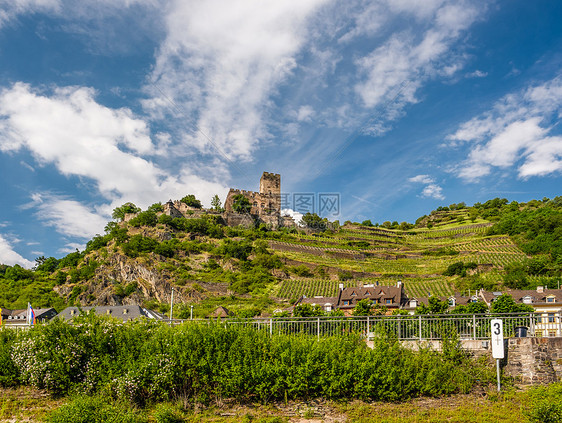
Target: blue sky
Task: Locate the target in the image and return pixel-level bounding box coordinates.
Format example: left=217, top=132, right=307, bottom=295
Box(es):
left=1, top=0, right=562, bottom=266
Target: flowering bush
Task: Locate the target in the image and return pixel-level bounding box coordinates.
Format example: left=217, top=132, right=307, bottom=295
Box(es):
left=6, top=314, right=492, bottom=403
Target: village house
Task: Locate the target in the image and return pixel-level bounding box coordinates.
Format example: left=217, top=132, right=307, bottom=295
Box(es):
left=294, top=282, right=407, bottom=316
left=57, top=305, right=166, bottom=322
left=480, top=287, right=562, bottom=337
left=0, top=307, right=57, bottom=325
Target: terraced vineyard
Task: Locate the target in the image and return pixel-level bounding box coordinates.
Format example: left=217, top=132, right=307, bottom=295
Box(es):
left=278, top=279, right=357, bottom=299
left=272, top=221, right=528, bottom=300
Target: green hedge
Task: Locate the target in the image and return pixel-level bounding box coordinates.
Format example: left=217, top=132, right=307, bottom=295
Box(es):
left=1, top=314, right=491, bottom=403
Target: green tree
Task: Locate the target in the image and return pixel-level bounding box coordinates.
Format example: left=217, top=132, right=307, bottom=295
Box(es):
left=503, top=262, right=529, bottom=289
left=111, top=202, right=141, bottom=221
left=180, top=194, right=202, bottom=209
left=352, top=299, right=373, bottom=316
left=232, top=194, right=252, bottom=213
left=300, top=213, right=327, bottom=230
left=416, top=296, right=449, bottom=314
left=147, top=202, right=164, bottom=213
left=490, top=294, right=534, bottom=313
left=211, top=194, right=223, bottom=211
left=293, top=303, right=323, bottom=317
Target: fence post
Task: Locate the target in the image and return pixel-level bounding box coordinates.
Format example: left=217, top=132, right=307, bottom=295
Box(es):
left=418, top=315, right=422, bottom=341
left=473, top=314, right=477, bottom=340
left=367, top=316, right=370, bottom=340
left=317, top=317, right=320, bottom=341
left=270, top=318, right=273, bottom=336
left=397, top=317, right=402, bottom=340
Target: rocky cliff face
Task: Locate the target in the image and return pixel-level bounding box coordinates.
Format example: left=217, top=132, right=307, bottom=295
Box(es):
left=54, top=252, right=195, bottom=307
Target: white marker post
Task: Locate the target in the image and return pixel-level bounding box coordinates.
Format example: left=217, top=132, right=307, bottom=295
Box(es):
left=491, top=319, right=504, bottom=392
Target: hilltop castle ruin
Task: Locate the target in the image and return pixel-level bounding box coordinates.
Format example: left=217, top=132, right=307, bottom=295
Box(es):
left=125, top=172, right=296, bottom=229
left=223, top=172, right=295, bottom=229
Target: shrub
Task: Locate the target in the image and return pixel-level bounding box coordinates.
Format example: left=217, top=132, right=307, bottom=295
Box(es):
left=9, top=316, right=490, bottom=404
left=0, top=329, right=20, bottom=387
left=46, top=395, right=147, bottom=423
left=291, top=265, right=313, bottom=277
left=153, top=403, right=184, bottom=423
left=527, top=401, right=562, bottom=423
left=128, top=211, right=158, bottom=228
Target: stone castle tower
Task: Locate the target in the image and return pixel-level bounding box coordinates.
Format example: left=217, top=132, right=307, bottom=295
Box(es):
left=224, top=171, right=290, bottom=228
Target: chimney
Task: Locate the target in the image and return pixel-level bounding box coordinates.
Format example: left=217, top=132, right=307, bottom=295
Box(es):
left=537, top=286, right=544, bottom=293
left=397, top=280, right=402, bottom=288
left=338, top=283, right=344, bottom=290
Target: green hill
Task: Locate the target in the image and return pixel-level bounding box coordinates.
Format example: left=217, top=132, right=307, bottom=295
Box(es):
left=1, top=196, right=561, bottom=317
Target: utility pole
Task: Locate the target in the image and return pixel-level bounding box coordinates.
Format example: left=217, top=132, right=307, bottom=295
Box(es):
left=170, top=287, right=174, bottom=324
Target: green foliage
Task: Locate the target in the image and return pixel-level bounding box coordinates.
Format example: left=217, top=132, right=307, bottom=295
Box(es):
left=46, top=395, right=147, bottom=423
left=148, top=202, right=164, bottom=213
left=300, top=213, right=327, bottom=231
left=180, top=194, right=202, bottom=209
left=211, top=194, right=223, bottom=212
left=488, top=202, right=562, bottom=271
left=290, top=265, right=314, bottom=277
left=361, top=220, right=373, bottom=227
left=443, top=261, right=477, bottom=277
left=416, top=296, right=449, bottom=314
left=452, top=301, right=488, bottom=314
left=57, top=251, right=84, bottom=269
left=154, top=241, right=175, bottom=258
left=293, top=303, right=324, bottom=317
left=352, top=299, right=374, bottom=316
left=152, top=403, right=184, bottom=423
left=232, top=194, right=251, bottom=213
left=34, top=256, right=60, bottom=273
left=490, top=294, right=534, bottom=314
left=338, top=271, right=353, bottom=281
left=216, top=239, right=253, bottom=261
left=4, top=264, right=34, bottom=281
left=121, top=235, right=159, bottom=258
left=128, top=210, right=158, bottom=227
left=423, top=247, right=459, bottom=257
left=7, top=317, right=488, bottom=403
left=0, top=329, right=20, bottom=387
left=112, top=202, right=141, bottom=221
left=527, top=401, right=562, bottom=423
left=525, top=383, right=562, bottom=423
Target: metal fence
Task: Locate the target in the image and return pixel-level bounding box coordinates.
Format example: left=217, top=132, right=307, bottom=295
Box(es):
left=221, top=312, right=562, bottom=340
left=5, top=312, right=562, bottom=340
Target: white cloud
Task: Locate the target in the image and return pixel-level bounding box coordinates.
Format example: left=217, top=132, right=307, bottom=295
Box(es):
left=409, top=174, right=434, bottom=184
left=421, top=184, right=445, bottom=200
left=466, top=69, right=487, bottom=78
left=0, top=0, right=60, bottom=28
left=0, top=83, right=229, bottom=238
left=297, top=105, right=315, bottom=122
left=145, top=0, right=330, bottom=161
left=58, top=242, right=86, bottom=255
left=0, top=84, right=226, bottom=205
left=0, top=233, right=34, bottom=268
left=354, top=0, right=482, bottom=114
left=281, top=208, right=304, bottom=226
left=409, top=174, right=444, bottom=200
left=24, top=193, right=108, bottom=239
left=449, top=76, right=562, bottom=181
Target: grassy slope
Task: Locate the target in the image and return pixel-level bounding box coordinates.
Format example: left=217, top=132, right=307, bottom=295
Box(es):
left=273, top=218, right=526, bottom=301
left=0, top=208, right=540, bottom=315
left=0, top=385, right=557, bottom=423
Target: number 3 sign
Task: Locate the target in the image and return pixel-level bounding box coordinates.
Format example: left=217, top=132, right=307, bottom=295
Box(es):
left=491, top=319, right=504, bottom=359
